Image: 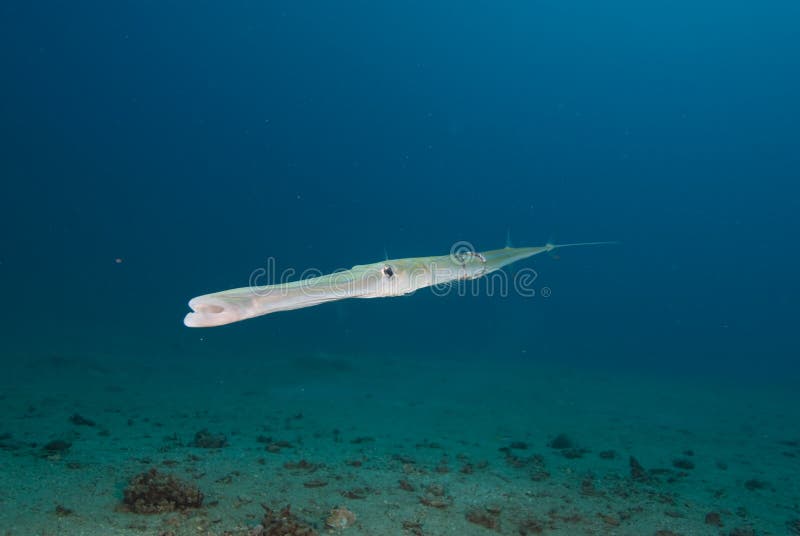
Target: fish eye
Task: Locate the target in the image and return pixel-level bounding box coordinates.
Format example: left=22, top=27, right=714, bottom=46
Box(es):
left=382, top=264, right=394, bottom=278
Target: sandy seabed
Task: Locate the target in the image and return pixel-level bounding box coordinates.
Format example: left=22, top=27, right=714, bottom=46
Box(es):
left=1, top=350, right=798, bottom=536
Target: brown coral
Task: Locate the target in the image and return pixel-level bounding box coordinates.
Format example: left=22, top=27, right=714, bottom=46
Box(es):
left=122, top=468, right=203, bottom=514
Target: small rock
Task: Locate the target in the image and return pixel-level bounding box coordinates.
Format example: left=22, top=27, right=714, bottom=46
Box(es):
left=466, top=507, right=499, bottom=530
left=419, top=496, right=451, bottom=509
left=426, top=483, right=445, bottom=497
left=340, top=487, right=368, bottom=500
left=55, top=505, right=73, bottom=516
left=260, top=504, right=317, bottom=535
left=399, top=479, right=415, bottom=492
left=744, top=479, right=767, bottom=491
left=43, top=440, right=72, bottom=453
left=548, top=433, right=572, bottom=449
left=518, top=517, right=545, bottom=534
left=69, top=413, right=95, bottom=427
left=191, top=429, right=227, bottom=449
left=326, top=507, right=356, bottom=529
left=562, top=448, right=587, bottom=459
left=629, top=456, right=648, bottom=481
left=284, top=459, right=318, bottom=471
left=598, top=513, right=619, bottom=526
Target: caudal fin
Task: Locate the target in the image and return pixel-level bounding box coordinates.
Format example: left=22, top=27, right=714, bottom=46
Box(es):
left=545, top=241, right=619, bottom=251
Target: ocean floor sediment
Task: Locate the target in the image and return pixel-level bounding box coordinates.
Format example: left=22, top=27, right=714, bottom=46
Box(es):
left=1, top=351, right=798, bottom=535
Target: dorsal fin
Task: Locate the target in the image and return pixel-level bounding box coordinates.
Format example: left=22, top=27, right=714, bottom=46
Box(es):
left=505, top=228, right=513, bottom=248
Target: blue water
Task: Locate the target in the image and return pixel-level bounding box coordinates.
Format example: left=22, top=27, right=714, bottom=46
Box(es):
left=1, top=2, right=799, bottom=533
left=3, top=2, right=798, bottom=375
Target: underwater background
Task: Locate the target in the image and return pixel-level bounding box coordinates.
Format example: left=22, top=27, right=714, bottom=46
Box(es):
left=1, top=2, right=798, bottom=535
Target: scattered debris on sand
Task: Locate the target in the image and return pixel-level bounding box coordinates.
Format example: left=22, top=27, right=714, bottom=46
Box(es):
left=255, top=504, right=317, bottom=536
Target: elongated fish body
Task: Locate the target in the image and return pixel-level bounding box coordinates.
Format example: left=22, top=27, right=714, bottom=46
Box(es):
left=184, top=242, right=608, bottom=328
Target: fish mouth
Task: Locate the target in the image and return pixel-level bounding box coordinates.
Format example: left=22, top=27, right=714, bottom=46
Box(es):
left=183, top=296, right=241, bottom=328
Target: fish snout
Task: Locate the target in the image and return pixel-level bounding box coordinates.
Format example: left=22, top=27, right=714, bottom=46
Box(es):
left=184, top=296, right=241, bottom=327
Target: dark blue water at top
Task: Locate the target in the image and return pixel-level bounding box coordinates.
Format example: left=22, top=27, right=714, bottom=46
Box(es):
left=1, top=1, right=798, bottom=381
